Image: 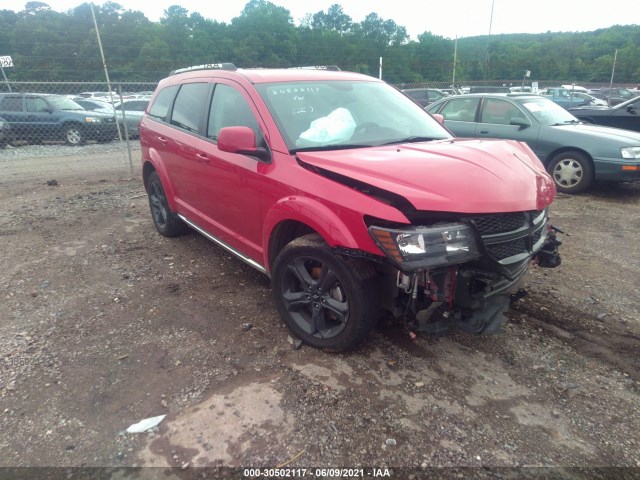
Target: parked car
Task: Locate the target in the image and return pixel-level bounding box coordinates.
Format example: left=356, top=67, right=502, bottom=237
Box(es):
left=426, top=93, right=640, bottom=193
left=538, top=88, right=589, bottom=109
left=139, top=64, right=561, bottom=351
left=568, top=96, right=640, bottom=132
left=569, top=92, right=608, bottom=106
left=77, top=91, right=118, bottom=102
left=73, top=97, right=148, bottom=138
left=588, top=87, right=638, bottom=106
left=0, top=93, right=118, bottom=145
left=561, top=85, right=589, bottom=93
left=469, top=86, right=511, bottom=93
left=440, top=87, right=462, bottom=96
left=0, top=115, right=11, bottom=147
left=71, top=97, right=113, bottom=114
left=400, top=88, right=449, bottom=107
left=112, top=98, right=149, bottom=137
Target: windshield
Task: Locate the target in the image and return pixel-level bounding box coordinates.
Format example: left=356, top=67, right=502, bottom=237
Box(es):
left=47, top=96, right=84, bottom=111
left=519, top=97, right=580, bottom=126
left=255, top=80, right=451, bottom=151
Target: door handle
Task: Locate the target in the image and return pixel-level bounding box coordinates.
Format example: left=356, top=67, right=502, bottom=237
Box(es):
left=156, top=136, right=167, bottom=144
left=196, top=153, right=210, bottom=165
left=479, top=130, right=489, bottom=134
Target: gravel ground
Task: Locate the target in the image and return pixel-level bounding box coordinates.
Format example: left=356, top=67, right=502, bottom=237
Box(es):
left=0, top=143, right=639, bottom=479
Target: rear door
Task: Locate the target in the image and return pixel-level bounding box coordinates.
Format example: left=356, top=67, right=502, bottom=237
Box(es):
left=0, top=95, right=26, bottom=138
left=434, top=96, right=480, bottom=137
left=158, top=81, right=213, bottom=212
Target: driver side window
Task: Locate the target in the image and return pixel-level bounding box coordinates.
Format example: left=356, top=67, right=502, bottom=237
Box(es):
left=480, top=99, right=524, bottom=125
left=26, top=97, right=49, bottom=112
left=207, top=84, right=263, bottom=145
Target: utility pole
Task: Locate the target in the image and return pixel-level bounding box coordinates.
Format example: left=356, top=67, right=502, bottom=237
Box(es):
left=452, top=36, right=458, bottom=90
left=90, top=3, right=132, bottom=176
left=486, top=0, right=495, bottom=79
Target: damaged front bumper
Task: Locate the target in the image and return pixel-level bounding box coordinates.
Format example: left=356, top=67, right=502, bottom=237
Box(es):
left=375, top=210, right=563, bottom=336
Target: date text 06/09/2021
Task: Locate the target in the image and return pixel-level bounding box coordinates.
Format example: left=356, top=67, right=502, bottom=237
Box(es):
left=243, top=467, right=392, bottom=478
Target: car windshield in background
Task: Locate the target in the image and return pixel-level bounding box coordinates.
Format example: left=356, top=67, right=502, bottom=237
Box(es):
left=256, top=81, right=451, bottom=151
left=520, top=97, right=580, bottom=126
left=47, top=96, right=84, bottom=111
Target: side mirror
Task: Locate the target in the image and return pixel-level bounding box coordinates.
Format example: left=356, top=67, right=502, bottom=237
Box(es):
left=431, top=113, right=445, bottom=125
left=627, top=105, right=637, bottom=114
left=217, top=126, right=270, bottom=161
left=510, top=117, right=531, bottom=128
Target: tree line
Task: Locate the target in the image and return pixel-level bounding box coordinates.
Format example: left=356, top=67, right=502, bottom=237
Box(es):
left=0, top=0, right=639, bottom=85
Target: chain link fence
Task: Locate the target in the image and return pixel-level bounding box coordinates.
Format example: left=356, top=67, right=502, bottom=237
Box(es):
left=0, top=81, right=158, bottom=181
left=0, top=77, right=615, bottom=182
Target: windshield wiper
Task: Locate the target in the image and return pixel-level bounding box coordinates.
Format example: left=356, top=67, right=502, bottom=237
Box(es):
left=292, top=144, right=372, bottom=153
left=381, top=136, right=442, bottom=145
left=551, top=120, right=581, bottom=126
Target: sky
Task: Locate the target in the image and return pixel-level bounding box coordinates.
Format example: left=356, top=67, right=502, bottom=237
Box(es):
left=3, top=0, right=637, bottom=40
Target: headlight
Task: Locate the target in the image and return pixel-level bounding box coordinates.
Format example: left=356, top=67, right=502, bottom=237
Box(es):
left=621, top=147, right=640, bottom=159
left=369, top=223, right=480, bottom=270
left=85, top=117, right=102, bottom=123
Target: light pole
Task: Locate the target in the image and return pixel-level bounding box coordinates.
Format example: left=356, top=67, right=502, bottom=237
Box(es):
left=521, top=70, right=530, bottom=90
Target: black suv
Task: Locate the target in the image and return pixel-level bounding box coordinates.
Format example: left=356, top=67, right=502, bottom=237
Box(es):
left=0, top=93, right=118, bottom=145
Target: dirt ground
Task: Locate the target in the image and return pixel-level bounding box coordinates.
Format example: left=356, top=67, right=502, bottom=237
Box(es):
left=0, top=145, right=639, bottom=478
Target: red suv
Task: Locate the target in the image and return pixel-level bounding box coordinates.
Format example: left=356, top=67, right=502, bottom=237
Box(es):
left=140, top=64, right=561, bottom=351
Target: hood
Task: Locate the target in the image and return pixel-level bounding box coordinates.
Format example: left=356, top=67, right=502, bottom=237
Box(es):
left=297, top=138, right=555, bottom=214
left=569, top=106, right=611, bottom=112
left=553, top=123, right=640, bottom=143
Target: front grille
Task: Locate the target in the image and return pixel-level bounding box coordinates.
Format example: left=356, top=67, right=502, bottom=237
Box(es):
left=471, top=210, right=547, bottom=265
left=486, top=238, right=528, bottom=260
left=472, top=212, right=527, bottom=235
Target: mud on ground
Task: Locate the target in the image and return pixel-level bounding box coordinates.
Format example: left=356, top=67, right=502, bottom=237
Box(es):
left=0, top=148, right=638, bottom=476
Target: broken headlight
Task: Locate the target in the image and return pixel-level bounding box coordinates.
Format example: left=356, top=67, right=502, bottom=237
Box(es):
left=369, top=223, right=481, bottom=270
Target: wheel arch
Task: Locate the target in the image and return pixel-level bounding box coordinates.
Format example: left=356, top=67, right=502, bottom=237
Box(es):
left=141, top=156, right=180, bottom=212
left=543, top=146, right=594, bottom=169
left=267, top=220, right=317, bottom=272
left=263, top=197, right=363, bottom=272
left=545, top=148, right=595, bottom=193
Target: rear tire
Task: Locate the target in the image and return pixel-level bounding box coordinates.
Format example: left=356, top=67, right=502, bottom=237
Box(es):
left=547, top=151, right=593, bottom=194
left=147, top=171, right=188, bottom=237
left=271, top=234, right=379, bottom=351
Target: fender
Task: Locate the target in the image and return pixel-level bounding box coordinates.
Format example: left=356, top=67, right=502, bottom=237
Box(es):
left=263, top=196, right=383, bottom=268
left=142, top=149, right=180, bottom=212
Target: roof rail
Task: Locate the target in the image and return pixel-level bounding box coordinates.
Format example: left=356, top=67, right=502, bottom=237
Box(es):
left=170, top=63, right=237, bottom=75
left=289, top=65, right=341, bottom=71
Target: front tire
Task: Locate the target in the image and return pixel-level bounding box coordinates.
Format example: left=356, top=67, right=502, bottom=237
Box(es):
left=147, top=171, right=188, bottom=237
left=548, top=151, right=594, bottom=194
left=64, top=123, right=85, bottom=146
left=271, top=234, right=379, bottom=351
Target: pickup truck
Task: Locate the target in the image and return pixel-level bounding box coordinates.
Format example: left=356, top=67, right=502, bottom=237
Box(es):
left=539, top=88, right=589, bottom=109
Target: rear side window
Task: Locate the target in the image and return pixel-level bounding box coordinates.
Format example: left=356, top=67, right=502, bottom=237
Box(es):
left=170, top=83, right=210, bottom=133
left=123, top=101, right=148, bottom=111
left=439, top=97, right=480, bottom=122
left=148, top=85, right=179, bottom=122
left=0, top=96, right=24, bottom=112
